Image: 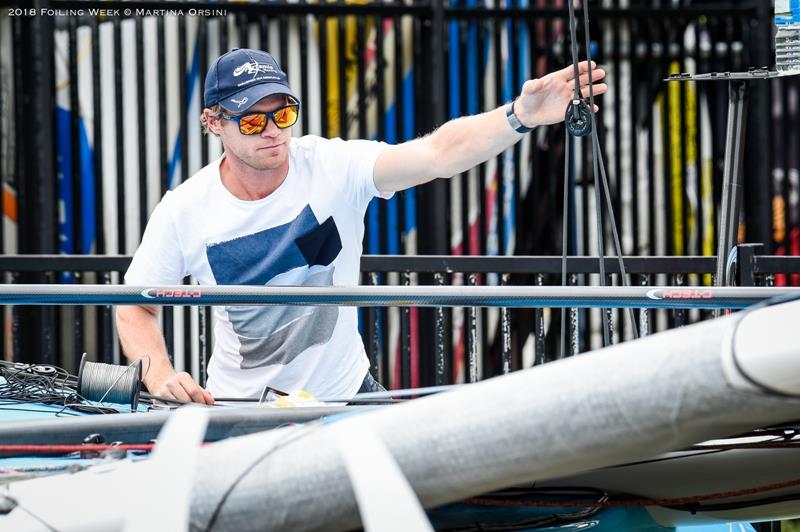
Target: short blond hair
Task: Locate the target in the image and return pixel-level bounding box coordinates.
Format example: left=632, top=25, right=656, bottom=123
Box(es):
left=200, top=104, right=224, bottom=135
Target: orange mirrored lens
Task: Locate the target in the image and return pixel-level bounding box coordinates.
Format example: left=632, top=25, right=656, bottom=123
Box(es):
left=239, top=113, right=267, bottom=135
left=274, top=105, right=299, bottom=128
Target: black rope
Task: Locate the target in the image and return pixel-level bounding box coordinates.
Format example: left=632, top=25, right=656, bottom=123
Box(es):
left=560, top=128, right=571, bottom=359
left=561, top=0, right=639, bottom=350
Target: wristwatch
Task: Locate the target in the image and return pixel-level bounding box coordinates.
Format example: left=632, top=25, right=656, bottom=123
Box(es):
left=506, top=100, right=535, bottom=134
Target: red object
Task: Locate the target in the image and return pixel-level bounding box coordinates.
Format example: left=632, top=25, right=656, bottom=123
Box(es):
left=0, top=443, right=155, bottom=456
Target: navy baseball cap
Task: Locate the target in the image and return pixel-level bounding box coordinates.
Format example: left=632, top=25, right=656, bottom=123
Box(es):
left=203, top=48, right=300, bottom=112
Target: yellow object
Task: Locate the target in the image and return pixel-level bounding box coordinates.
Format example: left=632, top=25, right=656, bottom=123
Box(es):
left=260, top=390, right=325, bottom=409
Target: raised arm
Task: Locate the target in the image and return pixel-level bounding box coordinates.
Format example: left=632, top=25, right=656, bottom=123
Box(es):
left=373, top=61, right=606, bottom=193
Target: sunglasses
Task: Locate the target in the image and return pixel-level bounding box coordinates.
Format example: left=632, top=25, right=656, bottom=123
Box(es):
left=219, top=103, right=300, bottom=135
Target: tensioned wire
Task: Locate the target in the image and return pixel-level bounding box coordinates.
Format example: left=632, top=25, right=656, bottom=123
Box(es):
left=562, top=0, right=639, bottom=355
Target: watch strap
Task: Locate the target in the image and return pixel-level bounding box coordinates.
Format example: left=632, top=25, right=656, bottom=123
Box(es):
left=506, top=100, right=534, bottom=133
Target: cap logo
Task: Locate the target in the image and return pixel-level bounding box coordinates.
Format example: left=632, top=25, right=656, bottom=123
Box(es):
left=231, top=96, right=248, bottom=108
left=233, top=61, right=278, bottom=78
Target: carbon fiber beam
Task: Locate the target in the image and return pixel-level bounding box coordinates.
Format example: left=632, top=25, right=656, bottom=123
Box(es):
left=0, top=284, right=797, bottom=309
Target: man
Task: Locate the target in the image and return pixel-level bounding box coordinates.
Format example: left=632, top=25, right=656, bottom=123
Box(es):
left=116, top=48, right=606, bottom=405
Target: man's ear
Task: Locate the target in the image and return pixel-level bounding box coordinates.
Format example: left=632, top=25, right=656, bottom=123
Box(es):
left=204, top=109, right=223, bottom=136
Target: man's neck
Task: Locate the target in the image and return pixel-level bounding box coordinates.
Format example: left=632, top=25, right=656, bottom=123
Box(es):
left=219, top=153, right=289, bottom=201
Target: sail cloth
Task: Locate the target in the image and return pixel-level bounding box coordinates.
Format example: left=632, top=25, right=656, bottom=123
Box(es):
left=189, top=299, right=800, bottom=532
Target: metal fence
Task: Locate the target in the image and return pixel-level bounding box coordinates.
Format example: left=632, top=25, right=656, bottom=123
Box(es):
left=0, top=1, right=785, bottom=260
left=1, top=1, right=799, bottom=387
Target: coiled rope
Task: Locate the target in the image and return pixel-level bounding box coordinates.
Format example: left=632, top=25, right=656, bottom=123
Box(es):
left=76, top=354, right=142, bottom=411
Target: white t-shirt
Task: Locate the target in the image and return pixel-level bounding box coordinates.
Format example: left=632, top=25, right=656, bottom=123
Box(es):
left=125, top=135, right=390, bottom=399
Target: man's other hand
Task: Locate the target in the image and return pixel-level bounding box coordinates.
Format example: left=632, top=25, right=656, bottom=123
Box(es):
left=153, top=371, right=215, bottom=405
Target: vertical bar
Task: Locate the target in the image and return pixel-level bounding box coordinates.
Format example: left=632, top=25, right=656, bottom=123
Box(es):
left=678, top=14, right=688, bottom=258
left=493, top=15, right=504, bottom=255
left=715, top=80, right=749, bottom=287
left=259, top=12, right=269, bottom=53
left=178, top=17, right=188, bottom=187
left=319, top=14, right=329, bottom=137
left=534, top=273, right=546, bottom=366
left=376, top=15, right=385, bottom=142
left=43, top=273, right=56, bottom=366
left=198, top=18, right=209, bottom=167
left=101, top=271, right=114, bottom=364
left=68, top=16, right=82, bottom=256
left=158, top=17, right=168, bottom=196
left=401, top=271, right=412, bottom=389
left=646, top=22, right=657, bottom=258
left=630, top=11, right=640, bottom=256
left=736, top=243, right=760, bottom=287
left=434, top=272, right=446, bottom=385
left=393, top=12, right=402, bottom=142
left=136, top=16, right=148, bottom=235
left=183, top=284, right=192, bottom=377
left=368, top=272, right=381, bottom=381
left=612, top=0, right=623, bottom=252
left=91, top=18, right=105, bottom=254
left=11, top=273, right=20, bottom=363
left=66, top=17, right=80, bottom=369
left=569, top=273, right=579, bottom=356
left=203, top=307, right=213, bottom=386
left=661, top=4, right=674, bottom=258
left=198, top=303, right=207, bottom=387
left=114, top=17, right=126, bottom=253
left=639, top=274, right=650, bottom=337
left=500, top=273, right=511, bottom=374
left=15, top=13, right=57, bottom=365
left=279, top=14, right=289, bottom=77
left=299, top=14, right=310, bottom=134
left=605, top=284, right=615, bottom=344
left=73, top=272, right=83, bottom=369
left=237, top=11, right=248, bottom=49
left=674, top=273, right=686, bottom=327
left=337, top=12, right=347, bottom=138
left=466, top=273, right=478, bottom=383
left=511, top=7, right=522, bottom=263
left=163, top=306, right=174, bottom=365
left=356, top=15, right=367, bottom=140
left=744, top=0, right=774, bottom=250
left=423, top=0, right=449, bottom=255
left=219, top=11, right=229, bottom=52
left=413, top=16, right=424, bottom=136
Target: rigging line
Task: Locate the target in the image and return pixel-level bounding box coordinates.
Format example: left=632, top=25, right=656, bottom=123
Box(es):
left=583, top=1, right=639, bottom=338
left=566, top=0, right=583, bottom=101
left=592, top=133, right=640, bottom=338
left=2, top=495, right=61, bottom=532
left=202, top=423, right=321, bottom=532
left=578, top=0, right=638, bottom=341
left=561, top=127, right=571, bottom=359
left=581, top=0, right=611, bottom=346
left=562, top=0, right=584, bottom=356
left=564, top=0, right=611, bottom=345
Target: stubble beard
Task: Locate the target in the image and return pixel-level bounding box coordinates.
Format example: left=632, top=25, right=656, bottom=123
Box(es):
left=228, top=142, right=288, bottom=172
